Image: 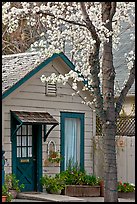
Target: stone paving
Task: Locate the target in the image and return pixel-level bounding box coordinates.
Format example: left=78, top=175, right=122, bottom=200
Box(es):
left=14, top=192, right=135, bottom=202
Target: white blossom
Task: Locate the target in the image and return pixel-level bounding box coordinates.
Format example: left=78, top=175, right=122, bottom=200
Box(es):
left=2, top=2, right=135, bottom=104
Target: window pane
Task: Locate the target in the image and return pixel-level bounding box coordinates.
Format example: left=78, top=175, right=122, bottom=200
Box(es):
left=22, top=136, right=27, bottom=146
left=22, top=147, right=27, bottom=157
left=17, top=147, right=21, bottom=157
left=28, top=136, right=32, bottom=146
left=28, top=147, right=32, bottom=157
left=17, top=136, right=21, bottom=146
left=22, top=125, right=26, bottom=135
left=16, top=126, right=21, bottom=135
left=64, top=118, right=80, bottom=169
left=28, top=125, right=32, bottom=135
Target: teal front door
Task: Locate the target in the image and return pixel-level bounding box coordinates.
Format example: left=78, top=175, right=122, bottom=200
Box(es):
left=13, top=124, right=42, bottom=192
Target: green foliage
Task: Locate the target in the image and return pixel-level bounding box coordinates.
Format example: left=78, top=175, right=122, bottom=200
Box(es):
left=59, top=165, right=100, bottom=186
left=2, top=184, right=9, bottom=196
left=41, top=174, right=65, bottom=193
left=2, top=184, right=13, bottom=202
left=48, top=151, right=63, bottom=163
left=118, top=181, right=135, bottom=192
left=41, top=161, right=100, bottom=194
left=5, top=173, right=25, bottom=192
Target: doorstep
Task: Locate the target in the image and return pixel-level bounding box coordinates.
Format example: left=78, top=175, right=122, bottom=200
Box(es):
left=17, top=192, right=85, bottom=202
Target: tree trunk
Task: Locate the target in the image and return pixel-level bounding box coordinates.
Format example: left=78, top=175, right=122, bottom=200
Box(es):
left=102, top=123, right=118, bottom=202
left=101, top=2, right=118, bottom=202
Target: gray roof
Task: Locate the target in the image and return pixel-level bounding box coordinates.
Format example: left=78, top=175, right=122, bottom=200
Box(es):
left=113, top=22, right=135, bottom=95
left=2, top=52, right=43, bottom=94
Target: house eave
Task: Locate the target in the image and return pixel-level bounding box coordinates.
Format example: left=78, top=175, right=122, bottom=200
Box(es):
left=2, top=52, right=75, bottom=100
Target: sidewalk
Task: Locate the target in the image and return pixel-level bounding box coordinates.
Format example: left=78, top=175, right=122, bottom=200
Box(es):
left=15, top=192, right=135, bottom=202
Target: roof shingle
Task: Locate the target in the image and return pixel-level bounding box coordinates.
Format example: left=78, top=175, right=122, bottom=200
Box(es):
left=11, top=111, right=59, bottom=124
left=2, top=52, right=43, bottom=94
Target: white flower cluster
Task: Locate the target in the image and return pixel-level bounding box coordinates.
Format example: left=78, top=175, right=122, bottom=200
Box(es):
left=2, top=2, right=135, bottom=101
left=125, top=50, right=135, bottom=70
left=41, top=69, right=83, bottom=88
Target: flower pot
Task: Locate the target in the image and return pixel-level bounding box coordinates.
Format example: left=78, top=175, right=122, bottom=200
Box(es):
left=2, top=195, right=7, bottom=202
left=9, top=189, right=17, bottom=199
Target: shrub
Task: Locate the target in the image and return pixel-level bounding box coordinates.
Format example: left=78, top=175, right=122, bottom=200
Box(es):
left=59, top=161, right=100, bottom=186
left=118, top=181, right=135, bottom=192
left=41, top=174, right=65, bottom=193
left=5, top=173, right=25, bottom=192
left=41, top=161, right=100, bottom=194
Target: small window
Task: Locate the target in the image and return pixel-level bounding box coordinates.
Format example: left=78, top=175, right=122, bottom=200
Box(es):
left=45, top=82, right=57, bottom=96
left=16, top=125, right=33, bottom=158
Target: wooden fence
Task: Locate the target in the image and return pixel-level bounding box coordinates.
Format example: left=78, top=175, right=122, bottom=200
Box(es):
left=94, top=116, right=135, bottom=184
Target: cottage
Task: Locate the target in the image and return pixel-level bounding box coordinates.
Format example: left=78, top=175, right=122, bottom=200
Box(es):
left=2, top=52, right=95, bottom=192
left=2, top=47, right=135, bottom=192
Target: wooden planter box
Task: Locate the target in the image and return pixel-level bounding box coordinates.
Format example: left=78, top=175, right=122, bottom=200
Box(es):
left=62, top=185, right=100, bottom=197
left=118, top=191, right=135, bottom=199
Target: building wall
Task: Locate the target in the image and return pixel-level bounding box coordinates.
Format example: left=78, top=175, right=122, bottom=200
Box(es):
left=94, top=135, right=135, bottom=184
left=2, top=58, right=94, bottom=176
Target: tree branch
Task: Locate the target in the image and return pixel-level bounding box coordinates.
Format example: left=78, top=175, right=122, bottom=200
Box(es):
left=110, top=2, right=117, bottom=20
left=79, top=2, right=105, bottom=121
left=2, top=39, right=22, bottom=53
left=37, top=11, right=87, bottom=28
left=80, top=2, right=100, bottom=45
left=115, top=60, right=135, bottom=118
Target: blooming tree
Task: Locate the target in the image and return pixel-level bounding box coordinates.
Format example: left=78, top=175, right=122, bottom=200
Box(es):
left=2, top=2, right=135, bottom=202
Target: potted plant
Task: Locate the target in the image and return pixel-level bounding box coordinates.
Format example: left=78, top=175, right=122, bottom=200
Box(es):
left=5, top=173, right=25, bottom=199
left=59, top=163, right=101, bottom=197
left=41, top=160, right=101, bottom=197
left=48, top=151, right=62, bottom=164
left=2, top=185, right=8, bottom=202
left=2, top=184, right=13, bottom=202
left=41, top=174, right=65, bottom=194
left=118, top=181, right=135, bottom=199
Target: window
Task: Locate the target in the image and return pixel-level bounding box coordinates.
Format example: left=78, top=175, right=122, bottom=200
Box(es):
left=45, top=82, right=57, bottom=96
left=61, top=112, right=84, bottom=171
left=64, top=118, right=80, bottom=169
left=16, top=125, right=32, bottom=158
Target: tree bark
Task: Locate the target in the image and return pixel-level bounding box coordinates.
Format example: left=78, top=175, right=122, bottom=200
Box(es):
left=102, top=123, right=118, bottom=202
left=101, top=2, right=118, bottom=202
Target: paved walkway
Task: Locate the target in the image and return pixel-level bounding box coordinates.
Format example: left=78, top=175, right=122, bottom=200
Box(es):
left=14, top=192, right=135, bottom=202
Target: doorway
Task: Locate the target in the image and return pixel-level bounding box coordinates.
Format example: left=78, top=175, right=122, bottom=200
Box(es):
left=12, top=124, right=42, bottom=191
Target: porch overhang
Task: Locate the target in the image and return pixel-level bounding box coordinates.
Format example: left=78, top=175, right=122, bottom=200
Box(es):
left=10, top=111, right=59, bottom=142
